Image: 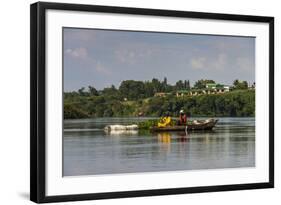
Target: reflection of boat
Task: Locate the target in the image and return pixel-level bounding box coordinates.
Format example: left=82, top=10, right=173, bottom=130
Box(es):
left=150, top=118, right=218, bottom=132
left=105, top=129, right=138, bottom=136
left=157, top=132, right=171, bottom=144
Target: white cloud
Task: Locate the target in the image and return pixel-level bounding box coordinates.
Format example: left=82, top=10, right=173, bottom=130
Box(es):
left=95, top=62, right=112, bottom=76
left=212, top=53, right=227, bottom=70
left=115, top=49, right=145, bottom=65
left=65, top=47, right=112, bottom=76
left=190, top=57, right=206, bottom=69
left=190, top=54, right=227, bottom=71
left=65, top=47, right=88, bottom=59
left=114, top=42, right=157, bottom=65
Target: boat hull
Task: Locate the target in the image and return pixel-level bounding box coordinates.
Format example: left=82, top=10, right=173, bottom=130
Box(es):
left=150, top=119, right=218, bottom=132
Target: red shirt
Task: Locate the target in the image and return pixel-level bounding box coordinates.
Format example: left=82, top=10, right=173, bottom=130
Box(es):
left=180, top=114, right=187, bottom=124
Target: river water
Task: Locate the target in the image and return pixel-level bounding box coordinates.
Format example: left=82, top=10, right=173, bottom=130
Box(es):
left=63, top=117, right=255, bottom=176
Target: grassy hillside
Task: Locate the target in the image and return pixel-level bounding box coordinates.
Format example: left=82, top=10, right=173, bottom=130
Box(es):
left=64, top=89, right=255, bottom=119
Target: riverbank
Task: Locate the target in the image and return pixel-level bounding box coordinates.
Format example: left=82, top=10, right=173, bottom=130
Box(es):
left=64, top=89, right=255, bottom=119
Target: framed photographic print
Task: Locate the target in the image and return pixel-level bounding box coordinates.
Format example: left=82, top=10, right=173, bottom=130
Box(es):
left=30, top=2, right=274, bottom=203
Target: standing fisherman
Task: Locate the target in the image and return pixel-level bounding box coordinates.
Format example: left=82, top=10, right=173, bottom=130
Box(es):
left=177, top=110, right=187, bottom=125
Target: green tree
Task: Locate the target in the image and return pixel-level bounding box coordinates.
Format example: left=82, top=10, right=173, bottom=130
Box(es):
left=119, top=80, right=145, bottom=100
left=64, top=78, right=255, bottom=119
left=163, top=77, right=167, bottom=86
left=151, top=78, right=162, bottom=93
left=175, top=80, right=185, bottom=90
left=64, top=103, right=89, bottom=119
left=184, top=80, right=191, bottom=90
left=233, top=79, right=248, bottom=89
left=194, top=79, right=215, bottom=89
left=78, top=87, right=86, bottom=96
left=88, top=86, right=99, bottom=96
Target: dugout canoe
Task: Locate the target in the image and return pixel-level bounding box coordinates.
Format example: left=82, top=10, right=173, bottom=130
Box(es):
left=150, top=118, right=218, bottom=132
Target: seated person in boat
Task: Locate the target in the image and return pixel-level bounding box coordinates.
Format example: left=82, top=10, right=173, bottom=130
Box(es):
left=177, top=110, right=187, bottom=125
left=157, top=112, right=172, bottom=128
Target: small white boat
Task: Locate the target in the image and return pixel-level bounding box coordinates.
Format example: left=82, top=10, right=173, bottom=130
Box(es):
left=104, top=124, right=138, bottom=131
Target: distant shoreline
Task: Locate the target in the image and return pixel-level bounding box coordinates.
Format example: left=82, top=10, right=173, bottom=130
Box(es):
left=64, top=89, right=255, bottom=119
left=64, top=116, right=256, bottom=120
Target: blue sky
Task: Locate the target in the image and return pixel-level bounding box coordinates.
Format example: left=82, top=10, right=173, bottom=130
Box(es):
left=64, top=28, right=255, bottom=91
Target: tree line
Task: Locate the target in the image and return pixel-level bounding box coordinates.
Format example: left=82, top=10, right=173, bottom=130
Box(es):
left=66, top=78, right=252, bottom=101
left=64, top=78, right=255, bottom=119
left=71, top=78, right=191, bottom=101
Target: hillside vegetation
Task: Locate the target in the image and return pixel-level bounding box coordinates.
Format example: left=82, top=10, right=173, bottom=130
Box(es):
left=64, top=89, right=255, bottom=119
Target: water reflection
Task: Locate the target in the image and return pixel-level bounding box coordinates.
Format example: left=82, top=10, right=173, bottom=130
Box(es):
left=105, top=129, right=138, bottom=136
left=157, top=132, right=172, bottom=154
left=63, top=117, right=255, bottom=176
left=158, top=132, right=171, bottom=143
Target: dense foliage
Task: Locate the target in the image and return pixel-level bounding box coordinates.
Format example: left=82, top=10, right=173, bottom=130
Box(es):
left=64, top=78, right=255, bottom=119
left=64, top=103, right=89, bottom=119
left=194, top=79, right=216, bottom=89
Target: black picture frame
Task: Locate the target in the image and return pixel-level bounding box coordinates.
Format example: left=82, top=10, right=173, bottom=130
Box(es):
left=30, top=2, right=274, bottom=203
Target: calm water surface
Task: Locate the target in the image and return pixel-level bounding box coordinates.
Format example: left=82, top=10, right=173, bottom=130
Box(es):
left=63, top=117, right=255, bottom=176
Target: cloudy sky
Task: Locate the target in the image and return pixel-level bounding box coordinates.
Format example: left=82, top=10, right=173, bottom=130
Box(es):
left=64, top=28, right=255, bottom=91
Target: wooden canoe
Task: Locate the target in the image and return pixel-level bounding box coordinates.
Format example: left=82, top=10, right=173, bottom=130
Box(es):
left=150, top=118, right=218, bottom=132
